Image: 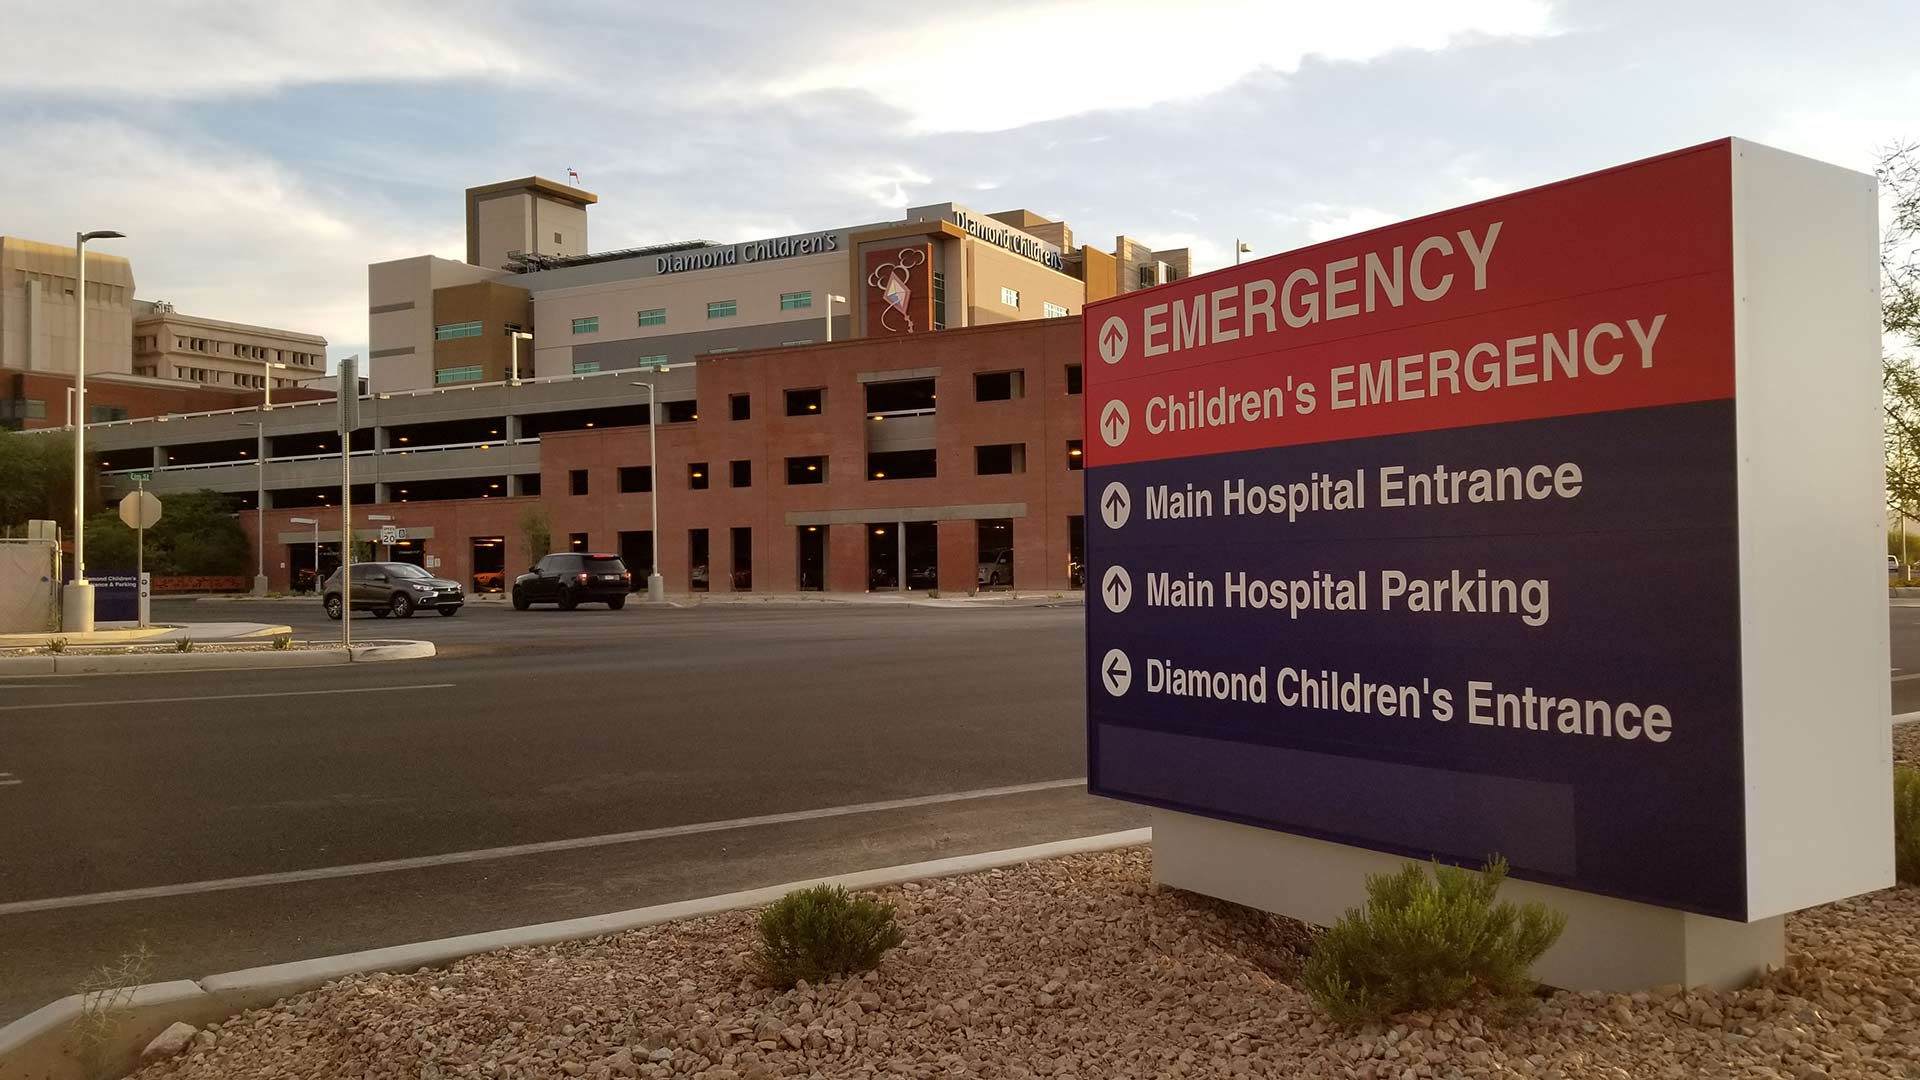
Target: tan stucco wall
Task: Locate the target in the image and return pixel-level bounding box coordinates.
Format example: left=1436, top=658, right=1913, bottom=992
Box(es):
left=962, top=240, right=1084, bottom=327
left=0, top=237, right=135, bottom=377
left=368, top=256, right=501, bottom=393
left=133, top=311, right=326, bottom=389
left=530, top=252, right=850, bottom=374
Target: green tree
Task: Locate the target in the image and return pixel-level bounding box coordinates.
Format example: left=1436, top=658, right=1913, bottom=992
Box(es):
left=1882, top=143, right=1920, bottom=514
left=0, top=429, right=80, bottom=532
left=519, top=504, right=552, bottom=561
left=82, top=490, right=249, bottom=575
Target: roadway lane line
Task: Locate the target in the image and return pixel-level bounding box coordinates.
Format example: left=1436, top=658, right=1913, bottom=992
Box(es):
left=0, top=777, right=1088, bottom=916
left=1894, top=673, right=1920, bottom=683
left=0, top=684, right=456, bottom=713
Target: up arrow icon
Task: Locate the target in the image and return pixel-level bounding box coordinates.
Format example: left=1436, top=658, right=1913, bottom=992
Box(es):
left=1101, top=566, right=1132, bottom=613
left=1098, top=316, right=1128, bottom=365
left=1099, top=400, right=1130, bottom=448
left=1099, top=482, right=1131, bottom=530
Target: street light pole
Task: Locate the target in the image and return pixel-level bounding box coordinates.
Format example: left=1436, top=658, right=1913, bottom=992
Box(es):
left=1235, top=240, right=1252, bottom=266
left=64, top=228, right=124, bottom=634
left=630, top=371, right=670, bottom=602
left=238, top=421, right=269, bottom=594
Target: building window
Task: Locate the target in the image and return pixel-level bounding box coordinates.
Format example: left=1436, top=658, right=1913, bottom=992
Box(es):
left=974, top=370, right=1023, bottom=402
left=779, top=290, right=813, bottom=310
left=787, top=456, right=826, bottom=484
left=689, top=462, right=710, bottom=490
left=785, top=387, right=824, bottom=415
left=619, top=466, right=652, bottom=493
left=637, top=308, right=667, bottom=327
left=730, top=460, right=752, bottom=487
left=730, top=393, right=751, bottom=421
left=554, top=231, right=564, bottom=244
left=705, top=347, right=739, bottom=355
left=569, top=532, right=589, bottom=551
left=975, top=444, right=1025, bottom=475
left=1138, top=264, right=1158, bottom=288
left=932, top=271, right=947, bottom=330
left=637, top=353, right=669, bottom=366
left=570, top=469, right=589, bottom=496
left=707, top=299, right=737, bottom=319
left=435, top=365, right=483, bottom=385
left=434, top=321, right=482, bottom=341
left=1067, top=439, right=1084, bottom=470
left=1065, top=364, right=1083, bottom=395
left=665, top=400, right=699, bottom=423
left=573, top=360, right=601, bottom=374
left=868, top=449, right=936, bottom=481
left=1001, top=286, right=1020, bottom=309
left=1043, top=302, right=1068, bottom=318
left=571, top=316, right=599, bottom=335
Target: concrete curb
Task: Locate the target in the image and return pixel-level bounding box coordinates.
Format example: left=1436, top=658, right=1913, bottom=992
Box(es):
left=0, top=828, right=1147, bottom=1080
left=0, top=641, right=433, bottom=676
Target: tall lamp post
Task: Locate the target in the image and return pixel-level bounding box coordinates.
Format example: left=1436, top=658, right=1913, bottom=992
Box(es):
left=630, top=366, right=671, bottom=602
left=238, top=421, right=268, bottom=594
left=1234, top=240, right=1252, bottom=266
left=64, top=228, right=125, bottom=634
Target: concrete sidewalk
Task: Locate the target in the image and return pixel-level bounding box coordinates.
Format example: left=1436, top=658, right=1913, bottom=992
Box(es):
left=0, top=622, right=292, bottom=648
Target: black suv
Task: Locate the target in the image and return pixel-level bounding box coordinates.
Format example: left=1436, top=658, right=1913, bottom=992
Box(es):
left=323, top=562, right=465, bottom=619
left=513, top=553, right=632, bottom=610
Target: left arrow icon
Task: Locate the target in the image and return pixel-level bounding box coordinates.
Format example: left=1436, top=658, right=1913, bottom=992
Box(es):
left=1101, top=648, right=1132, bottom=696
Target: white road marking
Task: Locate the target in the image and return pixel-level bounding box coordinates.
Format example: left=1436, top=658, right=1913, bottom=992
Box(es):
left=0, top=684, right=456, bottom=713
left=0, top=777, right=1089, bottom=915
left=0, top=772, right=18, bottom=787
left=1894, top=673, right=1920, bottom=683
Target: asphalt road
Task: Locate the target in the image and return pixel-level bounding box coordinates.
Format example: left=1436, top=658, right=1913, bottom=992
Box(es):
left=0, top=598, right=1140, bottom=1022
left=3, top=597, right=1916, bottom=1023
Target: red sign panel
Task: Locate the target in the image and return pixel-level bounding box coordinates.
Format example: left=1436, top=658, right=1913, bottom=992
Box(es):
left=1085, top=141, right=1734, bottom=466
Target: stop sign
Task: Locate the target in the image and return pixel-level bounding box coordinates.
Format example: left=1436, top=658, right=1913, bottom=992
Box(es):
left=118, top=490, right=162, bottom=530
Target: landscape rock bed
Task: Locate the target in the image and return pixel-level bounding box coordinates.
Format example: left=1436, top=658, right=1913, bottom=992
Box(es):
left=133, top=850, right=1920, bottom=1080
left=1896, top=718, right=1918, bottom=768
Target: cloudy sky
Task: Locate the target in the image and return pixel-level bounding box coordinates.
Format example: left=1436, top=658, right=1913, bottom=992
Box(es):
left=1, top=0, right=1914, bottom=366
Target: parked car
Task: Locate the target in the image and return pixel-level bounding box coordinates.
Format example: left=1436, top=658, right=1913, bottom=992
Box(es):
left=513, top=552, right=632, bottom=610
left=978, top=548, right=1014, bottom=588
left=471, top=570, right=505, bottom=593
left=323, top=562, right=464, bottom=620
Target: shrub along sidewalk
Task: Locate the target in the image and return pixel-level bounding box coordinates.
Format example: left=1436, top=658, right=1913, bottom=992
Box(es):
left=131, top=849, right=1919, bottom=1080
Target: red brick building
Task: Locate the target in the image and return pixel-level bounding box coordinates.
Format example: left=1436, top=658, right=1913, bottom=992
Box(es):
left=220, top=317, right=1089, bottom=594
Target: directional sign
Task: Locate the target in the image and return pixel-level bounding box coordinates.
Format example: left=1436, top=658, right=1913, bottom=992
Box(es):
left=125, top=470, right=152, bottom=482
left=1100, top=648, right=1132, bottom=697
left=118, top=491, right=161, bottom=530
left=1101, top=565, right=1132, bottom=613
left=1099, top=482, right=1131, bottom=530
left=1082, top=139, right=1887, bottom=923
left=1098, top=316, right=1128, bottom=365
left=1098, top=400, right=1130, bottom=448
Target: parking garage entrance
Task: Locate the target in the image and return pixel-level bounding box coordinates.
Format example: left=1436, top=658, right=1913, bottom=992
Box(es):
left=797, top=526, right=826, bottom=591
left=287, top=541, right=341, bottom=595
left=977, top=518, right=1014, bottom=590
left=618, top=531, right=653, bottom=592
left=866, top=521, right=936, bottom=591
left=471, top=536, right=506, bottom=593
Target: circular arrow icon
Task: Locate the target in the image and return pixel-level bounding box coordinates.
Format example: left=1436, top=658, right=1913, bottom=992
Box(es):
left=1101, top=566, right=1132, bottom=613
left=1098, top=316, right=1128, bottom=365
left=1099, top=482, right=1131, bottom=530
left=1100, top=648, right=1132, bottom=697
left=1099, top=400, right=1130, bottom=448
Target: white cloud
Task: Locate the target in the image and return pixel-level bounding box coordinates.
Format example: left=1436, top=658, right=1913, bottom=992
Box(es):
left=0, top=0, right=533, bottom=99
left=0, top=119, right=450, bottom=359
left=761, top=0, right=1555, bottom=132
left=1303, top=207, right=1403, bottom=243
left=832, top=163, right=933, bottom=209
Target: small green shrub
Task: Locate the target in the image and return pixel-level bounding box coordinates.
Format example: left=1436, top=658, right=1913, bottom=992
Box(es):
left=174, top=638, right=195, bottom=653
left=1303, top=856, right=1566, bottom=1025
left=271, top=634, right=293, bottom=651
left=1897, top=765, right=1920, bottom=886
left=46, top=637, right=67, bottom=654
left=753, top=884, right=904, bottom=988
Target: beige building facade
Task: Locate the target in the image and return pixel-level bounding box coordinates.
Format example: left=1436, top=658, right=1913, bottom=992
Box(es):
left=131, top=304, right=327, bottom=391
left=0, top=236, right=136, bottom=379
left=368, top=178, right=1188, bottom=393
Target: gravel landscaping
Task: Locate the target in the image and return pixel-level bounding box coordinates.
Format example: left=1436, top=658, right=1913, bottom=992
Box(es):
left=1896, top=717, right=1918, bottom=768
left=132, top=849, right=1920, bottom=1080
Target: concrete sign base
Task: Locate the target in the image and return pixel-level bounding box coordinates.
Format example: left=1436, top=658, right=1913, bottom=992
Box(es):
left=1153, top=809, right=1785, bottom=993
